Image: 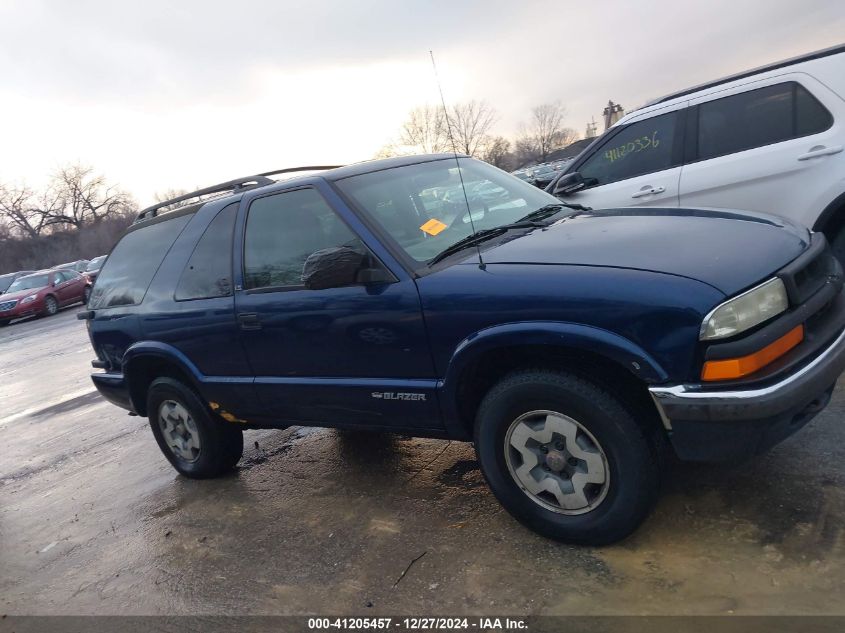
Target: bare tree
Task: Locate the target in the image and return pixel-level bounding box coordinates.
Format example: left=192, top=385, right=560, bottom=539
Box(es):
left=519, top=102, right=579, bottom=163
left=154, top=188, right=190, bottom=203
left=47, top=164, right=135, bottom=229
left=482, top=136, right=513, bottom=170
left=447, top=100, right=497, bottom=157
left=372, top=143, right=402, bottom=159
left=0, top=184, right=55, bottom=238
left=399, top=105, right=449, bottom=154
left=0, top=166, right=136, bottom=272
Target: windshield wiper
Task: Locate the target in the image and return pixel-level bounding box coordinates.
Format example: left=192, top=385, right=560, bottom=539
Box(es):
left=427, top=222, right=541, bottom=267
left=517, top=202, right=591, bottom=224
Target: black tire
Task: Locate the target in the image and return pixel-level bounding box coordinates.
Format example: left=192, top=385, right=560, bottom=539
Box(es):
left=147, top=377, right=243, bottom=478
left=474, top=369, right=661, bottom=545
left=0, top=319, right=9, bottom=327
left=43, top=295, right=58, bottom=316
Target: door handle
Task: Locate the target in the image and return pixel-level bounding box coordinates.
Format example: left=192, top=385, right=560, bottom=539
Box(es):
left=797, top=145, right=843, bottom=161
left=237, top=313, right=262, bottom=330
left=631, top=186, right=665, bottom=199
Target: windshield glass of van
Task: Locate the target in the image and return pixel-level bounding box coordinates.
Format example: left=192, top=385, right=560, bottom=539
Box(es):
left=335, top=158, right=560, bottom=264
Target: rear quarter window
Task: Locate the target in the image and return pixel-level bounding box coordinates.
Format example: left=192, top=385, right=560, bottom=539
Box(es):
left=89, top=214, right=191, bottom=309
left=175, top=203, right=237, bottom=301
left=696, top=82, right=833, bottom=161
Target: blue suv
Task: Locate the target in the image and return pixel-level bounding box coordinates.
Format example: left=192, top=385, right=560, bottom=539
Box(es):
left=81, top=155, right=845, bottom=544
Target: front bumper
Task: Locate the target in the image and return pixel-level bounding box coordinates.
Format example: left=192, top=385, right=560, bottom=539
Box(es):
left=650, top=323, right=845, bottom=462
left=0, top=299, right=42, bottom=320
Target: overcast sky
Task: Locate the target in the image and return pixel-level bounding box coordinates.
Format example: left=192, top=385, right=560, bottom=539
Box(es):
left=0, top=0, right=842, bottom=203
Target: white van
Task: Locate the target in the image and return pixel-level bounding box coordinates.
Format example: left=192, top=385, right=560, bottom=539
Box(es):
left=550, top=44, right=845, bottom=256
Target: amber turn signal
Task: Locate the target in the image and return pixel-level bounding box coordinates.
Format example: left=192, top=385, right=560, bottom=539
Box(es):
left=701, top=324, right=804, bottom=381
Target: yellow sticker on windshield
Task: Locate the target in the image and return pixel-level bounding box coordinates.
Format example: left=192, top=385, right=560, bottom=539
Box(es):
left=420, top=218, right=447, bottom=236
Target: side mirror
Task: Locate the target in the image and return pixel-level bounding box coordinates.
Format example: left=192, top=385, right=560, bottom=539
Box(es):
left=551, top=172, right=588, bottom=196
left=302, top=246, right=365, bottom=290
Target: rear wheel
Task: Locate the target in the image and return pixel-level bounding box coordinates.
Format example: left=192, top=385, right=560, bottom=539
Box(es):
left=474, top=369, right=661, bottom=545
left=43, top=295, right=58, bottom=316
left=147, top=377, right=243, bottom=478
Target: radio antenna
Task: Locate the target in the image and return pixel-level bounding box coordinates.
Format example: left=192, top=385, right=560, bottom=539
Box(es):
left=429, top=50, right=485, bottom=270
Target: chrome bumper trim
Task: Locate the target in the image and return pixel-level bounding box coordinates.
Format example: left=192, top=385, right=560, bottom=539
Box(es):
left=649, top=325, right=845, bottom=425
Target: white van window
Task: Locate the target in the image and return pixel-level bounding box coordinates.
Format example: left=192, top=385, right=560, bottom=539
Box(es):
left=578, top=111, right=680, bottom=186
left=697, top=82, right=832, bottom=161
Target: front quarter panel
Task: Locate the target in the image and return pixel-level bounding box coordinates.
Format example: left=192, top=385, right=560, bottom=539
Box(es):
left=417, top=262, right=725, bottom=388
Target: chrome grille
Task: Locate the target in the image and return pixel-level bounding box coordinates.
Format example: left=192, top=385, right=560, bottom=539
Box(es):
left=0, top=300, right=17, bottom=312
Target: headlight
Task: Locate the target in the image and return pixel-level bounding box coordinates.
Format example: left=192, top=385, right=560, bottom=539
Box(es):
left=21, top=294, right=38, bottom=304
left=700, top=278, right=788, bottom=341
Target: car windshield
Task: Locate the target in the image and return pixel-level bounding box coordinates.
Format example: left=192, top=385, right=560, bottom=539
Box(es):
left=335, top=158, right=560, bottom=264
left=86, top=256, right=106, bottom=271
left=8, top=274, right=49, bottom=293
left=0, top=274, right=14, bottom=293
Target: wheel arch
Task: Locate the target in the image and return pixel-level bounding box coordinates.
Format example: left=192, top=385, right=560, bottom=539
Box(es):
left=812, top=191, right=845, bottom=240
left=440, top=322, right=668, bottom=438
left=123, top=342, right=203, bottom=416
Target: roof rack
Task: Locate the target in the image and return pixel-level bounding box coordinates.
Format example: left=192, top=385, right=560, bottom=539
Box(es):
left=646, top=43, right=845, bottom=107
left=134, top=165, right=343, bottom=223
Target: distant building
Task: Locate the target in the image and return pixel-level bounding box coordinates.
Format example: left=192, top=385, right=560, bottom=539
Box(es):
left=585, top=117, right=598, bottom=139
left=602, top=101, right=624, bottom=130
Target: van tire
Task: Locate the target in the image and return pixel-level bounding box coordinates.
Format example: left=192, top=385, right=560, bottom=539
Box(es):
left=474, top=369, right=660, bottom=545
left=147, top=377, right=243, bottom=478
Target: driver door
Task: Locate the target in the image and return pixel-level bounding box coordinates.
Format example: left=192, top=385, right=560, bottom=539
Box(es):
left=560, top=102, right=689, bottom=210
left=53, top=270, right=78, bottom=305
left=234, top=184, right=442, bottom=431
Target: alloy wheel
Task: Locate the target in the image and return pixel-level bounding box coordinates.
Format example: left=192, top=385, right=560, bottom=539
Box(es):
left=504, top=410, right=609, bottom=515
left=158, top=400, right=201, bottom=462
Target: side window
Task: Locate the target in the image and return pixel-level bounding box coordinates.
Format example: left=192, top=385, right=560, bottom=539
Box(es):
left=243, top=188, right=363, bottom=290
left=54, top=271, right=69, bottom=283
left=89, top=214, right=191, bottom=309
left=175, top=203, right=237, bottom=301
left=697, top=82, right=833, bottom=161
left=579, top=111, right=679, bottom=186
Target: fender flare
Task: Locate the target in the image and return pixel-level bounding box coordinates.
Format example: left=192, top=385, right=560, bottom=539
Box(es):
left=438, top=321, right=668, bottom=434
left=122, top=341, right=205, bottom=411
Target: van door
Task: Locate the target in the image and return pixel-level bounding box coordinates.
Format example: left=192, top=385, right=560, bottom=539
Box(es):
left=233, top=183, right=441, bottom=431
left=679, top=75, right=843, bottom=228
left=559, top=102, right=688, bottom=210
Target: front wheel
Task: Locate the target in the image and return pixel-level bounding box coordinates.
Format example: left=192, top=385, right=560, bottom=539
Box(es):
left=147, top=377, right=243, bottom=478
left=474, top=369, right=661, bottom=545
left=43, top=295, right=58, bottom=316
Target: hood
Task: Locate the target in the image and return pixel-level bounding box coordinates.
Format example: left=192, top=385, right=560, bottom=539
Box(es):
left=481, top=208, right=810, bottom=296
left=0, top=286, right=47, bottom=301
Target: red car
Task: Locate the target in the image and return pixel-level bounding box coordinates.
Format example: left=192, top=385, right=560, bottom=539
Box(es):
left=0, top=269, right=91, bottom=326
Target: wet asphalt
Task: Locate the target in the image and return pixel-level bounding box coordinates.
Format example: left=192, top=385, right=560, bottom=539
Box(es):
left=1, top=307, right=844, bottom=616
